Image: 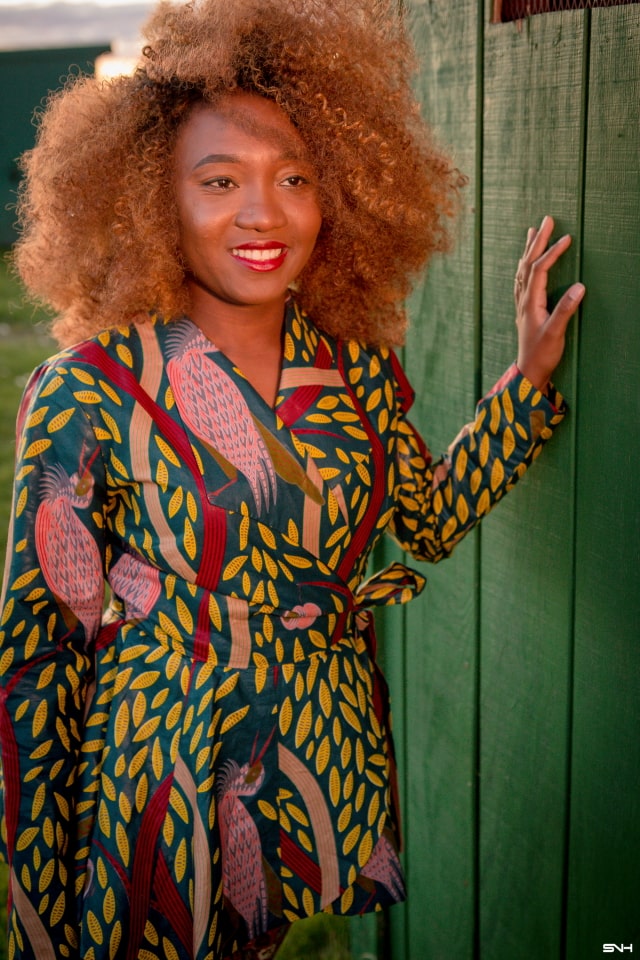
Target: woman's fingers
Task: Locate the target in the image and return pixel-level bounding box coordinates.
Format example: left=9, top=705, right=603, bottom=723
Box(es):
left=515, top=215, right=585, bottom=390
left=547, top=281, right=586, bottom=333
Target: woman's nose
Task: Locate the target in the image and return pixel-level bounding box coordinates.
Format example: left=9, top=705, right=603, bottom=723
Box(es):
left=235, top=185, right=287, bottom=231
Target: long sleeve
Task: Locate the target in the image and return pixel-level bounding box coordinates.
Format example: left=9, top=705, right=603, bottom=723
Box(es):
left=0, top=359, right=106, bottom=956
left=389, top=361, right=567, bottom=563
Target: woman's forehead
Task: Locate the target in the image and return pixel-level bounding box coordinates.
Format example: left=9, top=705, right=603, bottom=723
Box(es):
left=182, top=93, right=311, bottom=161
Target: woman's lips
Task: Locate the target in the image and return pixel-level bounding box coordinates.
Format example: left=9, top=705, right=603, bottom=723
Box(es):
left=231, top=243, right=289, bottom=271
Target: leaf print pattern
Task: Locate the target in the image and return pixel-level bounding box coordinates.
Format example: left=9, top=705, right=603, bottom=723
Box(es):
left=0, top=301, right=566, bottom=959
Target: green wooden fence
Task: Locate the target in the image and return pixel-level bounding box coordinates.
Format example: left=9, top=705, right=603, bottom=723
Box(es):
left=353, top=3, right=639, bottom=959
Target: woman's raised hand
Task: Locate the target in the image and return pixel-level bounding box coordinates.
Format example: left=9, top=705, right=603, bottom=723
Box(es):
left=514, top=215, right=585, bottom=391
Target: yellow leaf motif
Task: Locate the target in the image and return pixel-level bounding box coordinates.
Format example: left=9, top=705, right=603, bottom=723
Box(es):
left=32, top=699, right=48, bottom=739
left=109, top=450, right=129, bottom=479
left=329, top=766, right=341, bottom=806
left=16, top=827, right=39, bottom=851
left=26, top=406, right=49, bottom=428
left=51, top=891, right=67, bottom=927
left=133, top=716, right=161, bottom=742
left=337, top=803, right=352, bottom=833
left=258, top=800, right=277, bottom=821
left=116, top=344, right=133, bottom=368
left=184, top=517, right=197, bottom=560
left=24, top=623, right=40, bottom=660
left=343, top=823, right=361, bottom=855
left=279, top=697, right=293, bottom=737
left=215, top=672, right=240, bottom=700
left=156, top=460, right=169, bottom=493
left=10, top=568, right=40, bottom=592
left=110, top=921, right=122, bottom=958
left=99, top=380, right=122, bottom=406
left=98, top=410, right=121, bottom=443
left=136, top=773, right=149, bottom=811
left=132, top=692, right=147, bottom=728
left=39, top=374, right=64, bottom=397
left=338, top=701, right=362, bottom=733
left=152, top=739, right=164, bottom=781
left=340, top=887, right=355, bottom=914
left=302, top=888, right=315, bottom=918
left=258, top=523, right=277, bottom=550
left=456, top=495, right=469, bottom=525
left=24, top=439, right=52, bottom=458
left=131, top=671, right=161, bottom=691
left=103, top=887, right=116, bottom=925
left=116, top=823, right=130, bottom=868
left=490, top=458, right=504, bottom=492
left=87, top=909, right=104, bottom=945
left=114, top=701, right=130, bottom=748
left=502, top=425, right=516, bottom=461
left=222, top=556, right=248, bottom=580
left=71, top=366, right=96, bottom=386
left=171, top=787, right=190, bottom=824
left=315, top=736, right=331, bottom=775
left=47, top=408, right=76, bottom=433
left=294, top=701, right=313, bottom=748
left=176, top=596, right=194, bottom=634
left=208, top=594, right=222, bottom=631
left=39, top=859, right=54, bottom=893
left=32, top=783, right=46, bottom=821
left=154, top=435, right=181, bottom=468
left=220, top=705, right=250, bottom=733
left=73, top=390, right=102, bottom=404
left=168, top=488, right=184, bottom=518
left=358, top=829, right=374, bottom=868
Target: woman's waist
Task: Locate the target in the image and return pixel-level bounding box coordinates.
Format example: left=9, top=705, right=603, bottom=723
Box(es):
left=101, top=586, right=361, bottom=668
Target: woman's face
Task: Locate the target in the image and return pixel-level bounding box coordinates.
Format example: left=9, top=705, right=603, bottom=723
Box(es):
left=173, top=92, right=322, bottom=318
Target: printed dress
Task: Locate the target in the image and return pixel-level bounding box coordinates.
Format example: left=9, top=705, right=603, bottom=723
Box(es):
left=0, top=301, right=565, bottom=960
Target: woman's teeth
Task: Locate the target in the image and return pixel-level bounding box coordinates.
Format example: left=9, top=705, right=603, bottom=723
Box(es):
left=232, top=247, right=285, bottom=261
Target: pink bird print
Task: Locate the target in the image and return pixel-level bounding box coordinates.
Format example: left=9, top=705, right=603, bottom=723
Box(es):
left=167, top=322, right=277, bottom=514
left=108, top=551, right=162, bottom=620
left=217, top=731, right=275, bottom=939
left=34, top=452, right=103, bottom=646
left=360, top=832, right=406, bottom=900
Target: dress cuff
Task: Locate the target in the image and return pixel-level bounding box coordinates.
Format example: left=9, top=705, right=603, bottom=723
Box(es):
left=485, top=362, right=566, bottom=416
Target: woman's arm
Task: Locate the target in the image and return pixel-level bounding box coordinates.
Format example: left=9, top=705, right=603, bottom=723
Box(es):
left=389, top=216, right=584, bottom=562
left=0, top=358, right=106, bottom=957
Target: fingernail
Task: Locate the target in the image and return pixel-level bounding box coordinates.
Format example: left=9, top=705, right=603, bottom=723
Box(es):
left=568, top=283, right=585, bottom=300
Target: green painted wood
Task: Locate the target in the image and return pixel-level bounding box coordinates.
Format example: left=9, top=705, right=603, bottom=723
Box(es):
left=0, top=46, right=109, bottom=245
left=478, top=9, right=586, bottom=959
left=566, top=7, right=640, bottom=956
left=391, top=2, right=482, bottom=957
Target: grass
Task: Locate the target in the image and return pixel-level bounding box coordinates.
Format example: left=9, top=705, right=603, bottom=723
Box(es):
left=0, top=253, right=356, bottom=960
left=0, top=250, right=55, bottom=566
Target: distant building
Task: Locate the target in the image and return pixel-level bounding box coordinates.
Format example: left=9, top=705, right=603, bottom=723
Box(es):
left=0, top=1, right=151, bottom=247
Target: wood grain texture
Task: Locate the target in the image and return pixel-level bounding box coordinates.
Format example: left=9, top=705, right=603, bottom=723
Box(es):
left=478, top=9, right=586, bottom=958
left=392, top=2, right=482, bottom=957
left=566, top=6, right=640, bottom=956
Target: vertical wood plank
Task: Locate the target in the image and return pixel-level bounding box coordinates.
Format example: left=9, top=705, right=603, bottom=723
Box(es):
left=479, top=10, right=586, bottom=958
left=392, top=2, right=481, bottom=957
left=566, top=7, right=640, bottom=955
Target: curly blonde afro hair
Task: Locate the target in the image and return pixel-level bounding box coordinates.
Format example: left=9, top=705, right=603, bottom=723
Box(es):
left=14, top=0, right=462, bottom=348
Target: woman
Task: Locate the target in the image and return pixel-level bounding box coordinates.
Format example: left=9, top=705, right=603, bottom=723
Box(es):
left=0, top=0, right=584, bottom=957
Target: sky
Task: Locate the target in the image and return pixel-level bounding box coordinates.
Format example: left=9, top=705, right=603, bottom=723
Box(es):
left=0, top=0, right=155, bottom=6
left=0, top=0, right=157, bottom=49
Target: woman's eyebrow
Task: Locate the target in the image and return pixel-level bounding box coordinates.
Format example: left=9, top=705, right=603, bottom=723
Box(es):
left=193, top=153, right=241, bottom=168
left=193, top=149, right=311, bottom=170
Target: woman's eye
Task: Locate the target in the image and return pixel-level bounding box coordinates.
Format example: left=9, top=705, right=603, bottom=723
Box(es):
left=204, top=177, right=235, bottom=190
left=282, top=175, right=309, bottom=187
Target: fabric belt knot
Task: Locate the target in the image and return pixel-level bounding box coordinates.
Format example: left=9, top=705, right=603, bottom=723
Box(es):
left=352, top=561, right=427, bottom=656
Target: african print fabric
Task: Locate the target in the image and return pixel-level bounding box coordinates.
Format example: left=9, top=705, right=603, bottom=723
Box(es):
left=0, top=300, right=566, bottom=959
